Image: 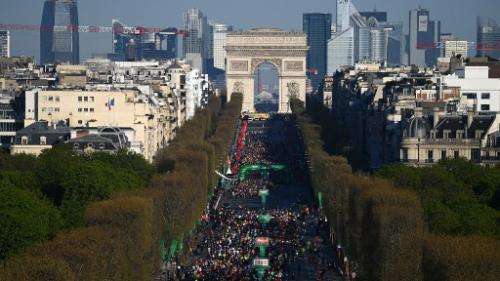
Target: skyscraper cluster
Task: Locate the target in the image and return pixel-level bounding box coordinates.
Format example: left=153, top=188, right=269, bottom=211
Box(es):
left=325, top=0, right=403, bottom=74
left=108, top=19, right=179, bottom=62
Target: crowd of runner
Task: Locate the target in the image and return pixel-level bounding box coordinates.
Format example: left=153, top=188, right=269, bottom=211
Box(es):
left=171, top=116, right=340, bottom=280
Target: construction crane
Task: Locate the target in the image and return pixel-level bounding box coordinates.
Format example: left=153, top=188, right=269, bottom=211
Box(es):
left=0, top=23, right=187, bottom=36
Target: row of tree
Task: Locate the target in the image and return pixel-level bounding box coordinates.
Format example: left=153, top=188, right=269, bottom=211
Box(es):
left=376, top=161, right=499, bottom=236
left=0, top=93, right=243, bottom=280
left=291, top=99, right=499, bottom=281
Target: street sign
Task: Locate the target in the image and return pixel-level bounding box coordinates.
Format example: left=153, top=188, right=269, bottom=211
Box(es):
left=253, top=258, right=269, bottom=267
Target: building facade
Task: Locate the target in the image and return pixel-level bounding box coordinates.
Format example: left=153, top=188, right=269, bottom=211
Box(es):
left=212, top=23, right=233, bottom=71
left=408, top=7, right=440, bottom=67
left=40, top=0, right=80, bottom=65
left=183, top=8, right=209, bottom=73
left=477, top=17, right=500, bottom=60
left=303, top=13, right=332, bottom=91
left=0, top=30, right=10, bottom=58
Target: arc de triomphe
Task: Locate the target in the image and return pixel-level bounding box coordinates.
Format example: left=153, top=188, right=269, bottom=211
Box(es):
left=225, top=28, right=308, bottom=113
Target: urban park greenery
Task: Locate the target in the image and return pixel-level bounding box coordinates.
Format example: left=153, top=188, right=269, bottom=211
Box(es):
left=0, top=93, right=243, bottom=280
left=291, top=98, right=499, bottom=281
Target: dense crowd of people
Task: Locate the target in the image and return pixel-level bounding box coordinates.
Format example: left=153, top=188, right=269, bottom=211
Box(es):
left=171, top=116, right=338, bottom=280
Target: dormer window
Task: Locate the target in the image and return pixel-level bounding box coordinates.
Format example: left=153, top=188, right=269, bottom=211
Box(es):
left=475, top=130, right=483, bottom=139
left=430, top=130, right=436, bottom=139
left=443, top=130, right=451, bottom=140
left=21, top=136, right=28, bottom=145
left=456, top=130, right=463, bottom=140
left=40, top=136, right=47, bottom=145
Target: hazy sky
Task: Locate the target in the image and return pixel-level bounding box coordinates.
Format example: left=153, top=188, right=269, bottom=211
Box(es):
left=1, top=0, right=499, bottom=61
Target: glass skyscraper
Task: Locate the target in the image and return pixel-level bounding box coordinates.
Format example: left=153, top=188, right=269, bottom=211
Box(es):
left=40, top=0, right=79, bottom=65
left=408, top=7, right=440, bottom=67
left=183, top=8, right=209, bottom=73
left=303, top=13, right=332, bottom=91
left=477, top=17, right=500, bottom=60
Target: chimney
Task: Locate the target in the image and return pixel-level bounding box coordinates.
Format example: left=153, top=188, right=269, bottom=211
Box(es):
left=467, top=108, right=474, bottom=128
left=433, top=107, right=440, bottom=127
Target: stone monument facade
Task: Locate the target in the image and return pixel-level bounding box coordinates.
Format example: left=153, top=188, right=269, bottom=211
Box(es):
left=226, top=28, right=308, bottom=113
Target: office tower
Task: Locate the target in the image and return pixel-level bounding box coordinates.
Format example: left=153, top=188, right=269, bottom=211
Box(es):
left=183, top=8, right=209, bottom=73
left=328, top=0, right=366, bottom=73
left=408, top=7, right=440, bottom=67
left=477, top=17, right=500, bottom=59
left=212, top=23, right=233, bottom=71
left=370, top=27, right=392, bottom=63
left=0, top=30, right=9, bottom=57
left=303, top=13, right=332, bottom=90
left=444, top=39, right=468, bottom=58
left=40, top=0, right=79, bottom=65
left=387, top=22, right=403, bottom=66
left=439, top=33, right=453, bottom=57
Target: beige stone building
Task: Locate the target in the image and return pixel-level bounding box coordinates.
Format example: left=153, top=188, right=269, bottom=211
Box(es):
left=225, top=28, right=308, bottom=113
left=25, top=88, right=171, bottom=161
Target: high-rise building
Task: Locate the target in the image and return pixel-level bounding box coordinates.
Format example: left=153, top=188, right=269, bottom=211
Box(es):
left=40, top=0, right=79, bottom=65
left=387, top=22, right=404, bottom=66
left=370, top=27, right=393, bottom=63
left=303, top=13, right=332, bottom=90
left=477, top=17, right=500, bottom=59
left=108, top=20, right=178, bottom=61
left=442, top=38, right=468, bottom=58
left=328, top=0, right=366, bottom=73
left=212, top=23, right=233, bottom=71
left=0, top=30, right=9, bottom=57
left=183, top=8, right=209, bottom=73
left=408, top=7, right=440, bottom=67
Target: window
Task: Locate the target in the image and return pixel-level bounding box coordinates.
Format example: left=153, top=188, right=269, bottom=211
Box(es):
left=463, top=93, right=477, bottom=99
left=54, top=107, right=60, bottom=112
left=21, top=136, right=28, bottom=145
left=84, top=96, right=88, bottom=102
left=55, top=96, right=60, bottom=102
left=90, top=96, right=95, bottom=102
left=454, top=150, right=459, bottom=159
left=441, top=150, right=446, bottom=160
left=481, top=93, right=490, bottom=99
left=471, top=149, right=481, bottom=161
left=48, top=96, right=53, bottom=102
left=78, top=96, right=83, bottom=102
left=78, top=108, right=82, bottom=112
left=89, top=108, right=94, bottom=112
left=78, top=120, right=83, bottom=125
left=402, top=148, right=408, bottom=162
left=40, top=136, right=47, bottom=145
left=428, top=150, right=434, bottom=163
left=481, top=104, right=490, bottom=111
left=84, top=108, right=88, bottom=112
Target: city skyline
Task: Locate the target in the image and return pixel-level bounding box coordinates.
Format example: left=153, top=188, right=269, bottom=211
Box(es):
left=1, top=0, right=499, bottom=61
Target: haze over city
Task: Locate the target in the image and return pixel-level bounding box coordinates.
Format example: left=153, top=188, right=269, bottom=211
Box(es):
left=1, top=0, right=499, bottom=60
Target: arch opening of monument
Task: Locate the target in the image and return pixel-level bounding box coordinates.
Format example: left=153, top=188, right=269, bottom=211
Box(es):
left=254, top=62, right=279, bottom=113
left=225, top=28, right=308, bottom=113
